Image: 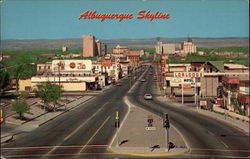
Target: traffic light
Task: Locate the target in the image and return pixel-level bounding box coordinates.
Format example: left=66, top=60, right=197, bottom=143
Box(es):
left=0, top=109, right=3, bottom=123
left=163, top=113, right=170, bottom=129
left=115, top=111, right=120, bottom=128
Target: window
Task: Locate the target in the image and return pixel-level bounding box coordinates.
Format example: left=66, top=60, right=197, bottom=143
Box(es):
left=25, top=86, right=31, bottom=91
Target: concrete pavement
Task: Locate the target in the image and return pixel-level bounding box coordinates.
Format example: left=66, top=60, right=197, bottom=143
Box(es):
left=108, top=96, right=189, bottom=156
left=1, top=95, right=93, bottom=144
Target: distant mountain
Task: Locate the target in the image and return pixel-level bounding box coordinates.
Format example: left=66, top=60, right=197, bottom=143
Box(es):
left=1, top=37, right=249, bottom=50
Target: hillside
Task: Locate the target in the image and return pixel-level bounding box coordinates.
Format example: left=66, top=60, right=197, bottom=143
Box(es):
left=1, top=37, right=249, bottom=50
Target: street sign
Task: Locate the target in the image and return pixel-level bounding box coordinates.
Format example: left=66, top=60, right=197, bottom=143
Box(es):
left=147, top=115, right=154, bottom=127
left=200, top=100, right=207, bottom=106
left=145, top=127, right=156, bottom=131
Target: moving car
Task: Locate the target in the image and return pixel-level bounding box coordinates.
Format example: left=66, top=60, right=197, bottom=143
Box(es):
left=140, top=78, right=146, bottom=82
left=144, top=93, right=153, bottom=100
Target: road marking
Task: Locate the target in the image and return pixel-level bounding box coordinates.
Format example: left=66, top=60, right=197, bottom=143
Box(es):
left=220, top=140, right=229, bottom=149
left=63, top=104, right=106, bottom=142
left=191, top=148, right=250, bottom=152
left=45, top=103, right=109, bottom=156
left=0, top=145, right=108, bottom=150
left=184, top=154, right=250, bottom=158
left=108, top=96, right=132, bottom=148
left=78, top=115, right=111, bottom=154
left=2, top=152, right=115, bottom=158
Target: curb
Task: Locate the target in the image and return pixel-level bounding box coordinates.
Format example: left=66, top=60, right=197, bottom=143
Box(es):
left=193, top=110, right=249, bottom=134
left=1, top=135, right=14, bottom=144
left=107, top=147, right=190, bottom=157
left=157, top=96, right=249, bottom=134
left=37, top=96, right=94, bottom=127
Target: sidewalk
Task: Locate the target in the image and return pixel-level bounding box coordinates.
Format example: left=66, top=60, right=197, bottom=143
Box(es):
left=108, top=96, right=189, bottom=157
left=1, top=95, right=93, bottom=144
left=156, top=91, right=250, bottom=134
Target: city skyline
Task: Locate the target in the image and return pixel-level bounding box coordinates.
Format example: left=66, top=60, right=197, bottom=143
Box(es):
left=1, top=0, right=249, bottom=40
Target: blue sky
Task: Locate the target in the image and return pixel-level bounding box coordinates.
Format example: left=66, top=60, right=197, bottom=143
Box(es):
left=1, top=0, right=249, bottom=39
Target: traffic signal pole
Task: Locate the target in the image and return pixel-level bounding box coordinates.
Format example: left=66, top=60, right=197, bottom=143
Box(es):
left=115, top=111, right=119, bottom=147
left=163, top=113, right=170, bottom=152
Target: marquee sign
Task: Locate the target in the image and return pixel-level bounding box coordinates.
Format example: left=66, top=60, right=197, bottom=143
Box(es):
left=174, top=72, right=204, bottom=78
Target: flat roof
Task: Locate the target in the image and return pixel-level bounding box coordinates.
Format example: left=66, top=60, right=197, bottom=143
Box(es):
left=224, top=63, right=249, bottom=69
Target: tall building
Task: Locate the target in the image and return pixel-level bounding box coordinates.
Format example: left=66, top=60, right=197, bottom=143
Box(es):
left=155, top=42, right=175, bottom=54
left=96, top=40, right=107, bottom=56
left=182, top=38, right=197, bottom=54
left=83, top=35, right=96, bottom=57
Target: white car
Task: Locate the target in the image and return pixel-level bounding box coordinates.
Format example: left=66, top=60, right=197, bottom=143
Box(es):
left=144, top=93, right=153, bottom=100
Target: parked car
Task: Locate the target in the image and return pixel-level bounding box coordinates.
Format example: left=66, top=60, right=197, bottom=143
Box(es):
left=144, top=93, right=153, bottom=100
left=28, top=92, right=36, bottom=98
left=115, top=82, right=122, bottom=86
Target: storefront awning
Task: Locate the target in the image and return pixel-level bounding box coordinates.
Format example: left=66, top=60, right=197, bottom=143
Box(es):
left=238, top=93, right=250, bottom=104
left=222, top=76, right=240, bottom=84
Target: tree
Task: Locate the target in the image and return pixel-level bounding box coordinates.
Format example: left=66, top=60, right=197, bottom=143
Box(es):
left=4, top=54, right=36, bottom=91
left=12, top=101, right=30, bottom=120
left=37, top=83, right=63, bottom=111
left=0, top=64, right=10, bottom=90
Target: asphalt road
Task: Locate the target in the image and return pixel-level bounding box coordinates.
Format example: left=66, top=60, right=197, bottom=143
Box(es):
left=1, top=65, right=249, bottom=159
left=1, top=70, right=144, bottom=159
left=128, top=66, right=250, bottom=158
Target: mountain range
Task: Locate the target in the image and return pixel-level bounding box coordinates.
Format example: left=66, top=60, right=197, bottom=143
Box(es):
left=1, top=37, right=249, bottom=50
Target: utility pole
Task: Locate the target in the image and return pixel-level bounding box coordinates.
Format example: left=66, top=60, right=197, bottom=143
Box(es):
left=163, top=113, right=170, bottom=152
left=194, top=77, right=198, bottom=109
left=58, top=62, right=61, bottom=86
left=182, top=81, right=184, bottom=104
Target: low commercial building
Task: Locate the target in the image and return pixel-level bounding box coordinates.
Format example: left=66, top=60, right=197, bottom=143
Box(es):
left=221, top=75, right=249, bottom=116
left=20, top=59, right=106, bottom=92
left=37, top=62, right=52, bottom=75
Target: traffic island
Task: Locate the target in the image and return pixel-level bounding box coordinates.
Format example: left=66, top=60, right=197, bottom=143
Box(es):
left=108, top=98, right=189, bottom=157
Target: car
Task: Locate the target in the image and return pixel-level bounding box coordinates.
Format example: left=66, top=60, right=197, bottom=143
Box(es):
left=115, top=83, right=122, bottom=86
left=140, top=79, right=146, bottom=82
left=144, top=93, right=153, bottom=100
left=28, top=92, right=36, bottom=98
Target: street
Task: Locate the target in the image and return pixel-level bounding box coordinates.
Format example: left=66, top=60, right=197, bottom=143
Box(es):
left=1, top=65, right=249, bottom=158
left=1, top=73, right=137, bottom=158
left=128, top=66, right=249, bottom=158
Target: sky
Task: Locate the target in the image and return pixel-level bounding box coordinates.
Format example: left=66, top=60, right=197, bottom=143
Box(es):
left=0, top=0, right=249, bottom=40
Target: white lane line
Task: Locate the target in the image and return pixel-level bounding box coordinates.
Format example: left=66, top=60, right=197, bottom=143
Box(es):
left=45, top=103, right=108, bottom=156
left=63, top=104, right=105, bottom=141
left=220, top=140, right=229, bottom=149
left=78, top=116, right=111, bottom=154
left=108, top=96, right=132, bottom=149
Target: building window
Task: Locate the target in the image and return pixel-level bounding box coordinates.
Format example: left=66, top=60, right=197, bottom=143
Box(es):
left=25, top=86, right=31, bottom=91
left=39, top=66, right=42, bottom=70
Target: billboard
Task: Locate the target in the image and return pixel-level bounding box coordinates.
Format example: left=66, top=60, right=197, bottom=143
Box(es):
left=52, top=60, right=92, bottom=72
left=101, top=59, right=112, bottom=67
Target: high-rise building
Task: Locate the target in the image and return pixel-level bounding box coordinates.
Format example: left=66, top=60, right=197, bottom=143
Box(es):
left=83, top=35, right=96, bottom=57
left=96, top=40, right=107, bottom=56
